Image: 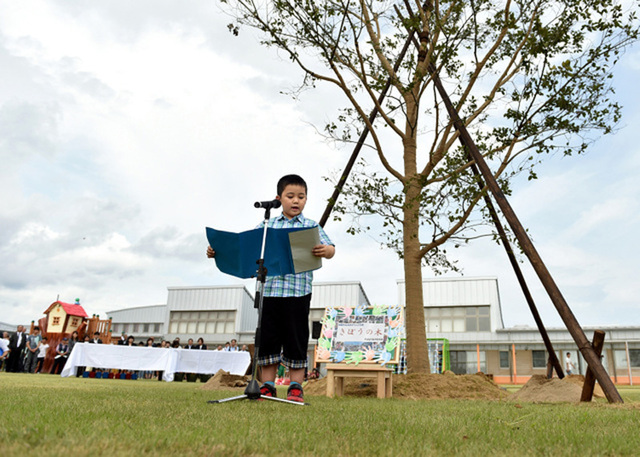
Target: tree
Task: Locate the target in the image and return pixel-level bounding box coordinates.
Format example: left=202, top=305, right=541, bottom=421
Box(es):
left=221, top=0, right=639, bottom=373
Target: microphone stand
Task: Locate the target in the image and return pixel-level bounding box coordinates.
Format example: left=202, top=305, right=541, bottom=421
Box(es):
left=208, top=203, right=308, bottom=406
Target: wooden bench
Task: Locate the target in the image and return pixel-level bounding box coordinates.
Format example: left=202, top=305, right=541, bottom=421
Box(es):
left=325, top=363, right=393, bottom=399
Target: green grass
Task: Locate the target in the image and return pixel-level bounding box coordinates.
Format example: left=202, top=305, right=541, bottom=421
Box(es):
left=1, top=374, right=639, bottom=456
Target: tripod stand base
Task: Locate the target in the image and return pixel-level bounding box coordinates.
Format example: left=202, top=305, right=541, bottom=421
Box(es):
left=207, top=395, right=308, bottom=406
left=207, top=379, right=309, bottom=406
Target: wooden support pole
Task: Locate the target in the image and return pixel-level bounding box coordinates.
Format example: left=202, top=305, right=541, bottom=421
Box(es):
left=581, top=330, right=606, bottom=402
left=468, top=162, right=564, bottom=379
left=430, top=70, right=623, bottom=403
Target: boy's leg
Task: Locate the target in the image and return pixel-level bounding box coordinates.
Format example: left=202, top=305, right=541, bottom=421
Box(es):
left=289, top=368, right=305, bottom=385
left=280, top=294, right=311, bottom=373
left=256, top=297, right=284, bottom=381
left=260, top=363, right=278, bottom=383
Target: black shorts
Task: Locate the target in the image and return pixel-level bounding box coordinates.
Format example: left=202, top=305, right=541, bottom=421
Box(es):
left=257, top=294, right=311, bottom=369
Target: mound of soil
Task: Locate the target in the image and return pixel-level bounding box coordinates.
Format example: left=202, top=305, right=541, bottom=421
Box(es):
left=510, top=374, right=604, bottom=402
left=199, top=369, right=250, bottom=391
left=304, top=371, right=509, bottom=400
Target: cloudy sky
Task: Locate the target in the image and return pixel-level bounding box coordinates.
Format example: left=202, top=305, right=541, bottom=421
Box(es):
left=1, top=1, right=639, bottom=331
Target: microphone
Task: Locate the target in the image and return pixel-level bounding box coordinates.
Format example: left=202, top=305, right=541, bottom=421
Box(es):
left=254, top=199, right=281, bottom=209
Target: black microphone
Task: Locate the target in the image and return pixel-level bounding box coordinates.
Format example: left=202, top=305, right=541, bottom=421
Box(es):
left=254, top=199, right=281, bottom=209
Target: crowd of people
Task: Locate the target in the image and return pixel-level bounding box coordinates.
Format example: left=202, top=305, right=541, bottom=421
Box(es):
left=0, top=326, right=249, bottom=379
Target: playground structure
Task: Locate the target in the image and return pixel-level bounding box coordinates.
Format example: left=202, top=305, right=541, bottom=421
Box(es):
left=29, top=299, right=112, bottom=373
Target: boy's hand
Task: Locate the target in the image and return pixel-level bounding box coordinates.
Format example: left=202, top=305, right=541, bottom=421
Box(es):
left=312, top=244, right=335, bottom=259
left=206, top=246, right=216, bottom=258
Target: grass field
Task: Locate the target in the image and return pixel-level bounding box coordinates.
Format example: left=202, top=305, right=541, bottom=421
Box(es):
left=1, top=374, right=639, bottom=456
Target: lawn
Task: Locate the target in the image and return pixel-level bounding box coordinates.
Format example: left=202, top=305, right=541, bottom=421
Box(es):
left=1, top=373, right=639, bottom=456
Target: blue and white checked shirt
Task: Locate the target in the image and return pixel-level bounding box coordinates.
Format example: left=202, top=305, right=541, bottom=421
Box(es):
left=257, top=213, right=333, bottom=297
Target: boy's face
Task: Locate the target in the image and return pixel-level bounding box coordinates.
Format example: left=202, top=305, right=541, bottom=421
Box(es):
left=277, top=184, right=307, bottom=220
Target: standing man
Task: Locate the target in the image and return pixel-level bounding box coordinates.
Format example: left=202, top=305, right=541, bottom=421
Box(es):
left=565, top=352, right=576, bottom=376
left=8, top=325, right=27, bottom=372
left=24, top=326, right=43, bottom=373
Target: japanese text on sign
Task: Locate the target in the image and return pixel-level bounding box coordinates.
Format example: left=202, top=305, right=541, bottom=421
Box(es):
left=335, top=323, right=386, bottom=343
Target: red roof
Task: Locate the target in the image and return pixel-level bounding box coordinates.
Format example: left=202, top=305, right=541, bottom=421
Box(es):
left=44, top=301, right=89, bottom=318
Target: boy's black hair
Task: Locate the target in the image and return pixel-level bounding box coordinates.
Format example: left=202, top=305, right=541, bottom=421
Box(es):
left=277, top=174, right=307, bottom=196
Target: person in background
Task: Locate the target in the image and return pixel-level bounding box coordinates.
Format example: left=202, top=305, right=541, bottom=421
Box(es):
left=214, top=345, right=224, bottom=351
left=35, top=337, right=50, bottom=373
left=240, top=345, right=249, bottom=352
left=144, top=338, right=155, bottom=379
left=8, top=325, right=27, bottom=372
left=68, top=331, right=79, bottom=355
left=0, top=331, right=11, bottom=371
left=226, top=339, right=239, bottom=352
left=195, top=338, right=207, bottom=350
left=50, top=337, right=70, bottom=375
left=184, top=338, right=195, bottom=349
left=125, top=336, right=135, bottom=346
left=565, top=352, right=576, bottom=375
left=91, top=332, right=103, bottom=344
left=24, top=326, right=43, bottom=373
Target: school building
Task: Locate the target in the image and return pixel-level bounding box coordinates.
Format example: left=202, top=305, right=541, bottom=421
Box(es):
left=106, top=277, right=640, bottom=385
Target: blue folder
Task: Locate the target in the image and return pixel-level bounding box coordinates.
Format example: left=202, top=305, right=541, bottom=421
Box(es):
left=206, top=226, right=319, bottom=279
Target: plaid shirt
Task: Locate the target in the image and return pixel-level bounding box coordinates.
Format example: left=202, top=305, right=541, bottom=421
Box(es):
left=257, top=213, right=333, bottom=297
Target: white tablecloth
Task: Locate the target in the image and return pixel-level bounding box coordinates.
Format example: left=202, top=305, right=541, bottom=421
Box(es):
left=60, top=343, right=251, bottom=382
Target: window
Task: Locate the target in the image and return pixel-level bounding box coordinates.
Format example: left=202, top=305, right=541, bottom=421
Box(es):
left=169, top=311, right=236, bottom=335
left=133, top=323, right=139, bottom=333
left=309, top=309, right=326, bottom=339
left=53, top=316, right=60, bottom=325
left=450, top=350, right=486, bottom=374
left=532, top=350, right=547, bottom=368
left=500, top=351, right=510, bottom=369
left=143, top=323, right=149, bottom=333
left=154, top=323, right=161, bottom=333
left=122, top=323, right=129, bottom=334
left=465, top=306, right=491, bottom=332
left=424, top=306, right=490, bottom=333
left=630, top=350, right=640, bottom=368
left=71, top=317, right=80, bottom=327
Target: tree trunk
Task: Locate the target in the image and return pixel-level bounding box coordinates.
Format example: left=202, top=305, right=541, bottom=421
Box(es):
left=402, top=134, right=430, bottom=374
left=403, top=240, right=430, bottom=374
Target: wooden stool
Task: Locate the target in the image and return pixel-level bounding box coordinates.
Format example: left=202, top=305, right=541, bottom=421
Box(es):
left=325, top=363, right=393, bottom=399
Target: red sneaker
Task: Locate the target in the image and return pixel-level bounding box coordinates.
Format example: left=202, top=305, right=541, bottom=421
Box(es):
left=259, top=383, right=277, bottom=398
left=286, top=383, right=304, bottom=403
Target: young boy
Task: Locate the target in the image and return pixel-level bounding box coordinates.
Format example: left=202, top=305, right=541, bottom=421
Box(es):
left=207, top=174, right=335, bottom=402
left=35, top=337, right=49, bottom=373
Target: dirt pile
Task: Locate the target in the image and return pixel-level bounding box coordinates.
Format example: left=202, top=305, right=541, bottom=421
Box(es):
left=510, top=374, right=604, bottom=402
left=199, top=369, right=250, bottom=391
left=304, top=371, right=509, bottom=400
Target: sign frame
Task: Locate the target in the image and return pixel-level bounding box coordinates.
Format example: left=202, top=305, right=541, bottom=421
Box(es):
left=315, top=305, right=403, bottom=366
